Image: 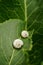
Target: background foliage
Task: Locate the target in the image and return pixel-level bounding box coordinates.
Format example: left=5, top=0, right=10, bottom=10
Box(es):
left=0, top=0, right=43, bottom=65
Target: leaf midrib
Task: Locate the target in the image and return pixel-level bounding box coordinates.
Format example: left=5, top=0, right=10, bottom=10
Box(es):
left=9, top=50, right=14, bottom=65
left=24, top=0, right=27, bottom=30
left=8, top=0, right=27, bottom=65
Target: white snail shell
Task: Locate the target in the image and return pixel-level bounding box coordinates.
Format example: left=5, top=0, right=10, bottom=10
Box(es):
left=21, top=30, right=29, bottom=38
left=13, top=39, right=23, bottom=48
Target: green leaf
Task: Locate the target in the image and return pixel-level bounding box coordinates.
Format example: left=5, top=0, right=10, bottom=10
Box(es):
left=0, top=0, right=43, bottom=65
left=0, top=19, right=33, bottom=65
